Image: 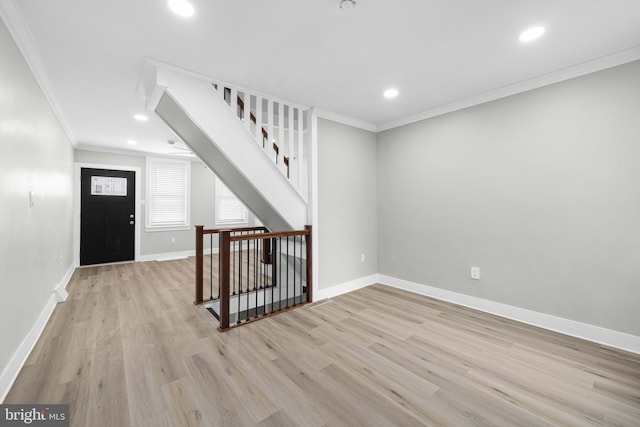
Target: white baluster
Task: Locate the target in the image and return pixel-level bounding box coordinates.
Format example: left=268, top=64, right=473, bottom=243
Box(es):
left=243, top=92, right=251, bottom=131
left=255, top=96, right=263, bottom=147
left=268, top=100, right=275, bottom=161
left=298, top=109, right=305, bottom=194
left=288, top=105, right=294, bottom=181
left=279, top=102, right=285, bottom=174
left=230, top=87, right=238, bottom=118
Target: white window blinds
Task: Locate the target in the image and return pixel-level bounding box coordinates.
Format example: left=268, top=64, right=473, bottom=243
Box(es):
left=215, top=179, right=248, bottom=225
left=146, top=158, right=190, bottom=229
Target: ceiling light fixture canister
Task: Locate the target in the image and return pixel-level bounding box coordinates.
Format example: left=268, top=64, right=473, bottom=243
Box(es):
left=340, top=0, right=356, bottom=10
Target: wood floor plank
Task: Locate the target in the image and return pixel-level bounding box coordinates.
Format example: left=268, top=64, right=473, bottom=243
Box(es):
left=5, top=261, right=640, bottom=426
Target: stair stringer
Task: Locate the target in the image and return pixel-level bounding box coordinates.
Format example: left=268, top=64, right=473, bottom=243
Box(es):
left=151, top=69, right=308, bottom=231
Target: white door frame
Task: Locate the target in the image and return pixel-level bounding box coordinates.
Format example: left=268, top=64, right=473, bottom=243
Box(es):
left=73, top=162, right=142, bottom=266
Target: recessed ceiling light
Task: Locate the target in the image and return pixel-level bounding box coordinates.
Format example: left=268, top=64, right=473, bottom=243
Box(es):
left=168, top=0, right=194, bottom=17
left=134, top=114, right=148, bottom=122
left=126, top=139, right=137, bottom=145
left=340, top=0, right=356, bottom=9
left=384, top=88, right=399, bottom=99
left=519, top=26, right=546, bottom=42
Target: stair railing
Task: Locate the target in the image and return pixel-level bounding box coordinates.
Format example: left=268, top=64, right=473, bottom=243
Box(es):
left=195, top=224, right=312, bottom=330
left=212, top=84, right=308, bottom=197
left=194, top=225, right=269, bottom=305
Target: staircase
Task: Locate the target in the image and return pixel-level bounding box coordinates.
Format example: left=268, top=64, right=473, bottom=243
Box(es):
left=139, top=64, right=314, bottom=329
left=140, top=64, right=309, bottom=231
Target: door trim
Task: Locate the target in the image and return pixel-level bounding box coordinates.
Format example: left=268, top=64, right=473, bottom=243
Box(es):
left=73, top=162, right=142, bottom=266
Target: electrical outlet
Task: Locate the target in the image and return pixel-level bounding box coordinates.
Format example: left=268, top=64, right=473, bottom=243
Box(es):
left=360, top=253, right=366, bottom=262
left=171, top=237, right=176, bottom=243
left=471, top=266, right=480, bottom=280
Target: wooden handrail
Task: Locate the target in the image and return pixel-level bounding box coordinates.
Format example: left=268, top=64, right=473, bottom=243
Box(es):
left=229, top=228, right=309, bottom=242
left=200, top=226, right=267, bottom=236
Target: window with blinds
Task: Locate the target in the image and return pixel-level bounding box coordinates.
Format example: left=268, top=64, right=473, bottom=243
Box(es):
left=145, top=157, right=190, bottom=230
left=215, top=179, right=248, bottom=226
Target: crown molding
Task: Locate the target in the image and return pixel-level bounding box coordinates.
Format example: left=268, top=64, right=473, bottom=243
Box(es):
left=377, top=46, right=640, bottom=132
left=0, top=0, right=77, bottom=146
left=75, top=142, right=203, bottom=161
left=140, top=57, right=311, bottom=112
left=315, top=109, right=377, bottom=132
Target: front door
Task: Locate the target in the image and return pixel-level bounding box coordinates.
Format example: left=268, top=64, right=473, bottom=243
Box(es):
left=80, top=168, right=135, bottom=265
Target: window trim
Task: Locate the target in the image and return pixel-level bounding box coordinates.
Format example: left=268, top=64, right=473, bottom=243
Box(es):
left=214, top=178, right=248, bottom=227
left=145, top=157, right=191, bottom=232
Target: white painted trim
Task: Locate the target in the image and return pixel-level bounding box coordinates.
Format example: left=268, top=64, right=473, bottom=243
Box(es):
left=73, top=163, right=142, bottom=265
left=313, top=273, right=640, bottom=354
left=377, top=47, right=640, bottom=132
left=141, top=57, right=310, bottom=112
left=315, top=109, right=377, bottom=133
left=316, top=274, right=377, bottom=301
left=377, top=274, right=640, bottom=355
left=54, top=287, right=68, bottom=303
left=308, top=109, right=320, bottom=302
left=138, top=250, right=194, bottom=262
left=0, top=0, right=77, bottom=146
left=0, top=296, right=55, bottom=402
left=53, top=262, right=75, bottom=302
left=138, top=246, right=271, bottom=262
left=0, top=260, right=76, bottom=402
left=74, top=144, right=200, bottom=162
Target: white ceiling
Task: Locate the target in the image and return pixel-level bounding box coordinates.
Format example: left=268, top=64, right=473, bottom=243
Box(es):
left=3, top=0, right=640, bottom=155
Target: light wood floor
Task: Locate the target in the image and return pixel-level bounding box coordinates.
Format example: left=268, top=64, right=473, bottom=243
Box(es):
left=6, top=259, right=640, bottom=426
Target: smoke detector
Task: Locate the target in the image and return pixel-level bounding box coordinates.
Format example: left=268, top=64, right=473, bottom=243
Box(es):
left=340, top=0, right=356, bottom=9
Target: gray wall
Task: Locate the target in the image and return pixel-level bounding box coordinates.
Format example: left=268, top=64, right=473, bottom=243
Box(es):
left=318, top=119, right=378, bottom=289
left=0, top=19, right=74, bottom=377
left=74, top=149, right=258, bottom=256
left=377, top=61, right=640, bottom=336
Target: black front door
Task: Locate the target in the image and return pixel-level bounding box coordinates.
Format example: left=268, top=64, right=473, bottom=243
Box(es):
left=80, top=168, right=135, bottom=265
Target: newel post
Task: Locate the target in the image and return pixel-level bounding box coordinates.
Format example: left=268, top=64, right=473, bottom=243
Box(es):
left=219, top=230, right=231, bottom=331
left=305, top=225, right=313, bottom=303
left=194, top=225, right=204, bottom=304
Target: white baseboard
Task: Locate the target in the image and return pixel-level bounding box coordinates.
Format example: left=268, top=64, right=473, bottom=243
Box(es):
left=54, top=262, right=76, bottom=302
left=377, top=274, right=640, bottom=355
left=0, top=262, right=77, bottom=402
left=0, top=295, right=56, bottom=403
left=138, top=243, right=260, bottom=262
left=315, top=274, right=378, bottom=301
left=314, top=273, right=640, bottom=355
left=138, top=250, right=196, bottom=262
